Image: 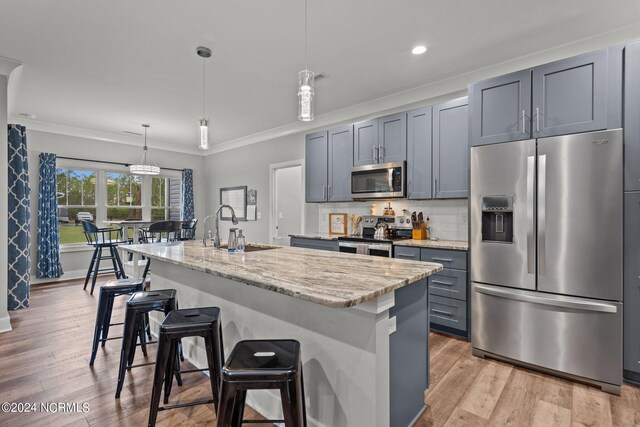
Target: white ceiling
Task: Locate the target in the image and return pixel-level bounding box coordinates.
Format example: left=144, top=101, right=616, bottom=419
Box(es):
left=1, top=0, right=640, bottom=153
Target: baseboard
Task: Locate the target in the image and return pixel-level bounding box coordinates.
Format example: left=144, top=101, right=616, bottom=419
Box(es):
left=31, top=270, right=90, bottom=285
left=0, top=315, right=12, bottom=333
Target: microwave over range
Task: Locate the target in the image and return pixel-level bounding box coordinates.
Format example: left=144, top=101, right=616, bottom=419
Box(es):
left=351, top=161, right=406, bottom=199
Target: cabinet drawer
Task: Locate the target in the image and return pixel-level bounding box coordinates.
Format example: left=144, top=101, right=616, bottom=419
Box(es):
left=394, top=246, right=421, bottom=260
left=421, top=248, right=467, bottom=270
left=429, top=269, right=467, bottom=301
left=290, top=237, right=338, bottom=252
left=429, top=296, right=467, bottom=332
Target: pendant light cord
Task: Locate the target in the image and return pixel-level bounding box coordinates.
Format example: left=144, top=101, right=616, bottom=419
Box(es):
left=304, top=0, right=308, bottom=70
left=202, top=57, right=206, bottom=116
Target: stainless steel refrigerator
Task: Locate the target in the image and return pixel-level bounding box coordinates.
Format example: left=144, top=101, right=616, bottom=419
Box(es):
left=470, top=129, right=623, bottom=394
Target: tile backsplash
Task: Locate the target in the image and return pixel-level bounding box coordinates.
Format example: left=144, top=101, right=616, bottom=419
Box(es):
left=316, top=199, right=469, bottom=241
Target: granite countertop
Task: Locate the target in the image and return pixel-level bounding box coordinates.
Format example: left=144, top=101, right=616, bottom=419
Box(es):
left=393, top=239, right=469, bottom=251
left=288, top=233, right=339, bottom=241
left=124, top=241, right=442, bottom=308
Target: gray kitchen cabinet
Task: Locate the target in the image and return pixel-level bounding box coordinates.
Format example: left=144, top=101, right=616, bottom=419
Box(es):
left=433, top=97, right=469, bottom=199
left=394, top=246, right=421, bottom=260
left=378, top=112, right=407, bottom=163
left=469, top=69, right=532, bottom=146
left=407, top=106, right=433, bottom=199
left=328, top=125, right=353, bottom=201
left=532, top=49, right=612, bottom=138
left=305, top=131, right=328, bottom=202
left=624, top=192, right=640, bottom=382
left=353, top=119, right=379, bottom=166
left=625, top=41, right=640, bottom=192
left=290, top=237, right=338, bottom=252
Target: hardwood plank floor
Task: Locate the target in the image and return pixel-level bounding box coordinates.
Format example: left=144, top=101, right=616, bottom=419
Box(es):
left=1, top=279, right=639, bottom=426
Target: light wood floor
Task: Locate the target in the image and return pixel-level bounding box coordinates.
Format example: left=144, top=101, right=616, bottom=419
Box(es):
left=0, top=278, right=639, bottom=427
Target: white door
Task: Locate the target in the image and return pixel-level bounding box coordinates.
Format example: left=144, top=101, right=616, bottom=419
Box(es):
left=272, top=165, right=303, bottom=246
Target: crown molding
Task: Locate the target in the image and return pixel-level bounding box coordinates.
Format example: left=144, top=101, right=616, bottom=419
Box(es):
left=9, top=117, right=204, bottom=156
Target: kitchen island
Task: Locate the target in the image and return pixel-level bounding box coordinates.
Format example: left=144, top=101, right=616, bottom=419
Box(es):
left=123, top=241, right=442, bottom=427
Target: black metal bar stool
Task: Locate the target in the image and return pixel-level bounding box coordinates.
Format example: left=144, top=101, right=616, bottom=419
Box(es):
left=147, top=307, right=225, bottom=427
left=217, top=340, right=307, bottom=427
left=89, top=259, right=152, bottom=366
left=115, top=289, right=180, bottom=399
left=81, top=220, right=128, bottom=295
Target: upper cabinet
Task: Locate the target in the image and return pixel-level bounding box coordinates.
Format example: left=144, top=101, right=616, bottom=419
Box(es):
left=305, top=130, right=328, bottom=202
left=353, top=119, right=378, bottom=166
left=625, top=40, right=640, bottom=192
left=470, top=47, right=622, bottom=146
left=328, top=125, right=354, bottom=201
left=407, top=106, right=433, bottom=199
left=378, top=112, right=407, bottom=163
left=469, top=69, right=531, bottom=146
left=353, top=113, right=407, bottom=166
left=433, top=97, right=469, bottom=199
left=305, top=126, right=354, bottom=203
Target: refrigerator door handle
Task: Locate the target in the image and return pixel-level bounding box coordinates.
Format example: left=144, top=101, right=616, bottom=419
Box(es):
left=474, top=284, right=619, bottom=313
left=527, top=155, right=535, bottom=274
left=538, top=154, right=547, bottom=276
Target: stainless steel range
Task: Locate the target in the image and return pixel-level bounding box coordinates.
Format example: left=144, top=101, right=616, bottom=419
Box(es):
left=470, top=129, right=623, bottom=394
left=338, top=215, right=413, bottom=257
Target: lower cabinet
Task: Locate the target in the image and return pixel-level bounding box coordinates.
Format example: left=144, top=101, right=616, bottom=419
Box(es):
left=394, top=246, right=470, bottom=338
left=290, top=237, right=338, bottom=252
left=624, top=192, right=640, bottom=383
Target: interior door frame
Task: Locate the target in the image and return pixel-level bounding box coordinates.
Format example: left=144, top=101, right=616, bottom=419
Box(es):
left=269, top=159, right=306, bottom=245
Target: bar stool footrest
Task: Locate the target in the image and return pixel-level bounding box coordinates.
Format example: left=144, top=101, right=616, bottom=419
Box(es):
left=158, top=399, right=214, bottom=411
left=241, top=420, right=286, bottom=424
left=179, top=368, right=209, bottom=374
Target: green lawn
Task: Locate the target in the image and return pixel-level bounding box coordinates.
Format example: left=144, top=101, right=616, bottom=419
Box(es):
left=59, top=224, right=87, bottom=244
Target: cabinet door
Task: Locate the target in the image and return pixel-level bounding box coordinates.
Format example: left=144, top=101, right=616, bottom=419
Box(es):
left=433, top=97, right=469, bottom=199
left=378, top=112, right=407, bottom=163
left=624, top=192, right=640, bottom=377
left=305, top=131, right=328, bottom=202
left=328, top=125, right=353, bottom=202
left=407, top=106, right=433, bottom=199
left=353, top=119, right=379, bottom=166
left=469, top=69, right=532, bottom=146
left=532, top=49, right=609, bottom=138
left=625, top=41, right=640, bottom=191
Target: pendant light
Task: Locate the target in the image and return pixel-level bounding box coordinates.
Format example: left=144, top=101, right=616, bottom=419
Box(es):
left=130, top=124, right=160, bottom=175
left=197, top=46, right=212, bottom=150
left=298, top=0, right=314, bottom=122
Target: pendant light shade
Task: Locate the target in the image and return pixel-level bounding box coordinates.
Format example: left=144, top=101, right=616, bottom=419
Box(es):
left=298, top=69, right=315, bottom=121
left=130, top=124, right=160, bottom=175
left=298, top=0, right=315, bottom=122
left=197, top=46, right=212, bottom=150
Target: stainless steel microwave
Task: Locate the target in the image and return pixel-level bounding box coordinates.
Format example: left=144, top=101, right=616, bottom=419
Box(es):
left=351, top=161, right=406, bottom=199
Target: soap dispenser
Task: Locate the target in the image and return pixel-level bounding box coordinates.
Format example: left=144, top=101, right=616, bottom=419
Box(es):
left=227, top=228, right=238, bottom=252
left=237, top=229, right=246, bottom=253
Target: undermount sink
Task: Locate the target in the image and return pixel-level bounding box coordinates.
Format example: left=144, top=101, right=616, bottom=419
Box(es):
left=218, top=244, right=279, bottom=253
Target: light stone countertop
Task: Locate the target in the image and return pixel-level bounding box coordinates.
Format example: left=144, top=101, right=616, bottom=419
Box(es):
left=393, top=239, right=469, bottom=251
left=124, top=241, right=442, bottom=308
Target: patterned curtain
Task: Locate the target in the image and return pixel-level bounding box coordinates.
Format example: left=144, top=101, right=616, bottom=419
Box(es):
left=36, top=153, right=63, bottom=278
left=7, top=125, right=31, bottom=310
left=181, top=168, right=194, bottom=220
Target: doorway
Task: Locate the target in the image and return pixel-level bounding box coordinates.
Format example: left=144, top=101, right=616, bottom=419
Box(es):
left=269, top=160, right=305, bottom=246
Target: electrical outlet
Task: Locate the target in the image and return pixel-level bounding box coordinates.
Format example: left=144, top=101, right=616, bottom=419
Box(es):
left=389, top=316, right=397, bottom=335
left=257, top=212, right=262, bottom=220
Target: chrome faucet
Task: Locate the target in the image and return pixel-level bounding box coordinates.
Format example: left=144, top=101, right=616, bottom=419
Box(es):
left=202, top=204, right=239, bottom=249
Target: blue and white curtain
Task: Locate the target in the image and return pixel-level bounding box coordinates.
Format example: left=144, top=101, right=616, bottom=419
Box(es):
left=181, top=168, right=194, bottom=220
left=36, top=153, right=63, bottom=278
left=8, top=125, right=31, bottom=310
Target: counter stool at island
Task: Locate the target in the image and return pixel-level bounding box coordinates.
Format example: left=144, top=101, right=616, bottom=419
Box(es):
left=81, top=220, right=128, bottom=295
left=147, top=307, right=225, bottom=427
left=115, top=289, right=181, bottom=399
left=89, top=259, right=152, bottom=366
left=217, top=339, right=307, bottom=427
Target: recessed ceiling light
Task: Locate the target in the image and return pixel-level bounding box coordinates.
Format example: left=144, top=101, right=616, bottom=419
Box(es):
left=18, top=113, right=37, bottom=120
left=412, top=45, right=428, bottom=55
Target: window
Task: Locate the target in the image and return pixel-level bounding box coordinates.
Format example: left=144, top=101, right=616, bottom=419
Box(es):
left=151, top=176, right=181, bottom=221
left=57, top=168, right=97, bottom=244
left=106, top=172, right=142, bottom=221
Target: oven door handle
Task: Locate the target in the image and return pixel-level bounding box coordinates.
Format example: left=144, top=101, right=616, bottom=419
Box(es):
left=338, top=242, right=359, bottom=249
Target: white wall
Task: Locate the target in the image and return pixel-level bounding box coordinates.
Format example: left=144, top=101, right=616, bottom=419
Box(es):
left=26, top=130, right=205, bottom=282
